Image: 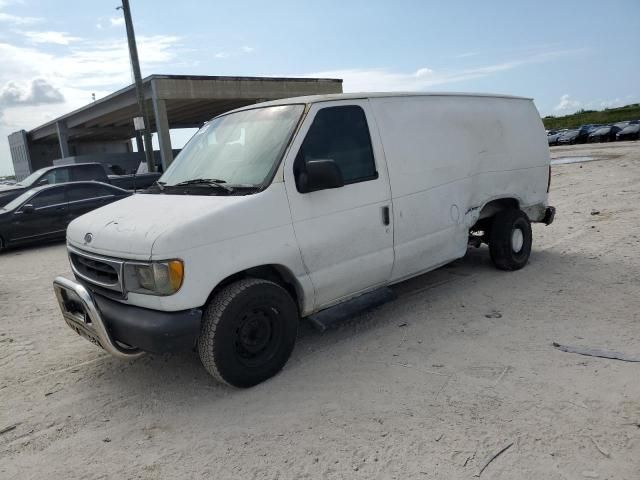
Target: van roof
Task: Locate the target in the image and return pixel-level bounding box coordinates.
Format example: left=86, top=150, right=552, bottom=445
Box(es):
left=226, top=91, right=533, bottom=115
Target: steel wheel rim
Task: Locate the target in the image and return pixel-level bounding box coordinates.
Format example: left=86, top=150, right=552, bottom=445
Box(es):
left=234, top=305, right=281, bottom=367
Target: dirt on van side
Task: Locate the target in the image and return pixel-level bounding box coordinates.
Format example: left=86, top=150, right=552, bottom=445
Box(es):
left=1, top=141, right=639, bottom=479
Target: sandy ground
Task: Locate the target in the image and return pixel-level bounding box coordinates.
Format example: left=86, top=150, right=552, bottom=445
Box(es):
left=1, top=141, right=639, bottom=479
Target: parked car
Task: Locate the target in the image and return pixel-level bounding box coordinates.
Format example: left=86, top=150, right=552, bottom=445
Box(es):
left=0, top=163, right=110, bottom=207
left=53, top=92, right=555, bottom=388
left=106, top=163, right=162, bottom=191
left=616, top=123, right=640, bottom=141
left=0, top=181, right=130, bottom=252
left=548, top=129, right=566, bottom=146
left=588, top=125, right=621, bottom=142
left=557, top=129, right=580, bottom=145
left=0, top=163, right=160, bottom=207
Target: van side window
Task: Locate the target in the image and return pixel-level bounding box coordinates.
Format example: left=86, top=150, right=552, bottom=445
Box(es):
left=296, top=106, right=377, bottom=186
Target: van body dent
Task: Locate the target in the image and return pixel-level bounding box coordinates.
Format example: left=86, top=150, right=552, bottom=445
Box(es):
left=54, top=92, right=555, bottom=387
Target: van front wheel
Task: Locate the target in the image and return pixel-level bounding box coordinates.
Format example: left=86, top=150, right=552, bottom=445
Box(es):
left=198, top=278, right=298, bottom=388
left=489, top=209, right=532, bottom=271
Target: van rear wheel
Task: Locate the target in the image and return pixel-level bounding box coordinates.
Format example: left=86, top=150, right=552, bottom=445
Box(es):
left=198, top=278, right=298, bottom=388
left=489, top=209, right=532, bottom=271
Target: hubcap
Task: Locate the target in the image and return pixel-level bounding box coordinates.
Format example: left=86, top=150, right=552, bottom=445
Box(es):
left=511, top=228, right=524, bottom=253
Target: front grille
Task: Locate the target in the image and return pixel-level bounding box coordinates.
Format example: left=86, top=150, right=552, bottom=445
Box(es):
left=68, top=247, right=123, bottom=293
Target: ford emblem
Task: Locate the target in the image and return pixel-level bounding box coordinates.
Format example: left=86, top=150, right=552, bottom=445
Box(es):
left=84, top=233, right=93, bottom=244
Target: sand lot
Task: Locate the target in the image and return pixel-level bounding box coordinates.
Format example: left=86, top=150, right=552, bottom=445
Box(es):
left=1, top=142, right=639, bottom=479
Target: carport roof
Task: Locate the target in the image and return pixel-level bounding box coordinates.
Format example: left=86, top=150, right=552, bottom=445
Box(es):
left=28, top=74, right=343, bottom=144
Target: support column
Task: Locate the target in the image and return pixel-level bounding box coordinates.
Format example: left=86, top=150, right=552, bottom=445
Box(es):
left=151, top=87, right=173, bottom=170
left=56, top=121, right=70, bottom=158
left=135, top=131, right=144, bottom=153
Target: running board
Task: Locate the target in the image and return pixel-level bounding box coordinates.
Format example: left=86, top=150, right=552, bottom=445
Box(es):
left=307, top=287, right=397, bottom=332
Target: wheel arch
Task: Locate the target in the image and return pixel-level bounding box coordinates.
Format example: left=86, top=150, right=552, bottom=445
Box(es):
left=476, top=197, right=520, bottom=221
left=468, top=196, right=521, bottom=232
left=204, top=264, right=305, bottom=315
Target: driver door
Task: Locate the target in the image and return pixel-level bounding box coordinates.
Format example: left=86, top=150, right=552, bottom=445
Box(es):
left=10, top=186, right=68, bottom=242
left=284, top=100, right=394, bottom=310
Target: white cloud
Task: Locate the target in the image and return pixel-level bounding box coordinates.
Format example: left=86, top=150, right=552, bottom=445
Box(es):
left=599, top=98, right=623, bottom=109
left=109, top=16, right=125, bottom=27
left=215, top=45, right=256, bottom=59
left=0, top=78, right=64, bottom=107
left=22, top=30, right=81, bottom=45
left=453, top=51, right=479, bottom=58
left=554, top=94, right=581, bottom=112
left=0, top=34, right=182, bottom=175
left=0, top=11, right=40, bottom=24
left=302, top=49, right=582, bottom=92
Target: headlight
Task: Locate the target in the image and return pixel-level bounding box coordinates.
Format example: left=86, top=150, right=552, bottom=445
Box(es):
left=123, top=260, right=184, bottom=296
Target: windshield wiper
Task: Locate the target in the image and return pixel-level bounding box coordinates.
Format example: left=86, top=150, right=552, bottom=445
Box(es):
left=171, top=178, right=234, bottom=193
left=153, top=180, right=166, bottom=191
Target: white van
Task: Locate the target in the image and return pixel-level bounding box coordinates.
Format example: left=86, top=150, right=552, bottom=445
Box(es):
left=54, top=93, right=555, bottom=387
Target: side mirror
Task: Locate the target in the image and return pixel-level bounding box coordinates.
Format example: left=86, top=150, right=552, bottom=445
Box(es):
left=21, top=204, right=35, bottom=214
left=297, top=159, right=344, bottom=193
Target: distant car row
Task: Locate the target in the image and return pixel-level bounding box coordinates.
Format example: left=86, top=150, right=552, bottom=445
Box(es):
left=548, top=120, right=640, bottom=146
left=0, top=162, right=159, bottom=207
left=0, top=163, right=165, bottom=252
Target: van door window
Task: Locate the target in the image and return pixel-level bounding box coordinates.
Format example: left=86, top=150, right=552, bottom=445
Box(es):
left=296, top=106, right=377, bottom=187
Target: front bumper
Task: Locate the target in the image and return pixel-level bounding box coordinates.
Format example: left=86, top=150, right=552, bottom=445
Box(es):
left=53, top=276, right=202, bottom=358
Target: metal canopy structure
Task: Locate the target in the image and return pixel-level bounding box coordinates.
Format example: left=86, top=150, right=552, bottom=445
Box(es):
left=10, top=74, right=342, bottom=178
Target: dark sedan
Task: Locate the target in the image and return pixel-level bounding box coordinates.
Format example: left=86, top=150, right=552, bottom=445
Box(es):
left=557, top=129, right=580, bottom=145
left=0, top=181, right=130, bottom=252
left=588, top=125, right=622, bottom=143
left=616, top=123, right=640, bottom=141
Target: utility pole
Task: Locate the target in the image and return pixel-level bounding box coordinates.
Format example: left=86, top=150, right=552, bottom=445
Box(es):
left=118, top=0, right=155, bottom=172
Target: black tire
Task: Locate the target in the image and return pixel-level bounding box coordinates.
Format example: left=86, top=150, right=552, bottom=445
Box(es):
left=0, top=236, right=4, bottom=253
left=489, top=209, right=532, bottom=271
left=198, top=278, right=298, bottom=388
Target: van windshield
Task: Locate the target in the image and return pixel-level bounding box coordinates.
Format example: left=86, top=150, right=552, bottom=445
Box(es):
left=159, top=105, right=305, bottom=190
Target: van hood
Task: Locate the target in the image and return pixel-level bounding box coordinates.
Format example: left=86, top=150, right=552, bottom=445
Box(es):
left=67, top=193, right=254, bottom=258
left=67, top=185, right=291, bottom=259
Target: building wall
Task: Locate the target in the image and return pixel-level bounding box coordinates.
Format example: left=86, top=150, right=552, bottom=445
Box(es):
left=29, top=143, right=60, bottom=172
left=8, top=130, right=31, bottom=181
left=74, top=140, right=133, bottom=156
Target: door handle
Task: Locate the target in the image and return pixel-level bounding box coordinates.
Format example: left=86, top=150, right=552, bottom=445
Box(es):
left=381, top=206, right=390, bottom=226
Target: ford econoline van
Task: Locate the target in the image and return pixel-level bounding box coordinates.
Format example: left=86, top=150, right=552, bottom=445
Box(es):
left=54, top=93, right=555, bottom=387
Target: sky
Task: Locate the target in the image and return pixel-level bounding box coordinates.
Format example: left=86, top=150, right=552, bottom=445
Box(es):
left=0, top=0, right=639, bottom=176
